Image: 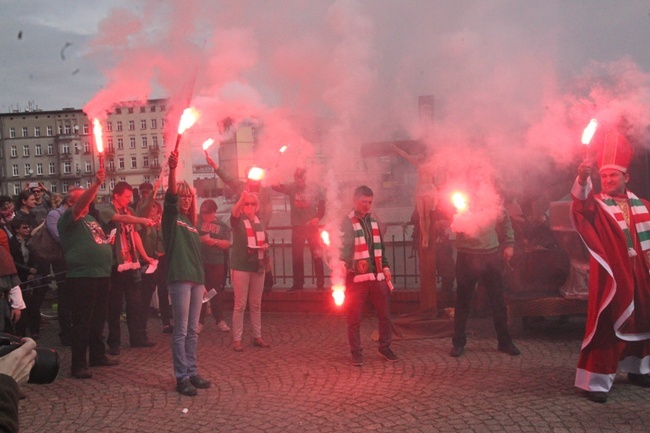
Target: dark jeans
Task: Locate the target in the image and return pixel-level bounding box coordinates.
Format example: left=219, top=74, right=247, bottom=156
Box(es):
left=69, top=277, right=109, bottom=372
left=141, top=256, right=171, bottom=327
left=199, top=263, right=226, bottom=324
left=346, top=278, right=392, bottom=355
left=14, top=282, right=48, bottom=338
left=52, top=257, right=71, bottom=340
left=108, top=268, right=148, bottom=348
left=436, top=240, right=456, bottom=290
left=452, top=251, right=512, bottom=348
left=291, top=225, right=324, bottom=289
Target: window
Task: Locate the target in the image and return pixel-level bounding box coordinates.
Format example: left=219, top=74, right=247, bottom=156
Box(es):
left=152, top=157, right=159, bottom=168
left=143, top=156, right=149, bottom=168
left=106, top=121, right=113, bottom=132
left=64, top=125, right=71, bottom=135
left=160, top=105, right=166, bottom=111
left=140, top=119, right=147, bottom=130
left=115, top=108, right=122, bottom=115
left=140, top=107, right=146, bottom=113
left=86, top=180, right=92, bottom=189
left=13, top=184, right=20, bottom=195
left=36, top=163, right=43, bottom=175
left=117, top=138, right=124, bottom=150
left=108, top=160, right=115, bottom=171
left=47, top=144, right=54, bottom=155
left=34, top=127, right=40, bottom=137
left=151, top=136, right=158, bottom=148
left=22, top=127, right=28, bottom=137
left=58, top=125, right=63, bottom=135
left=150, top=106, right=156, bottom=112
left=10, top=146, right=17, bottom=158
left=50, top=183, right=57, bottom=193
left=63, top=162, right=71, bottom=174
left=120, top=177, right=126, bottom=182
left=129, top=137, right=136, bottom=149
left=62, top=143, right=70, bottom=154
left=85, top=161, right=92, bottom=172
left=100, top=182, right=106, bottom=191
left=49, top=163, right=55, bottom=174
left=46, top=126, right=53, bottom=136
left=12, top=165, right=18, bottom=176
left=84, top=142, right=90, bottom=153
left=23, top=145, right=29, bottom=157
left=35, top=144, right=42, bottom=156
left=83, top=124, right=89, bottom=134
left=116, top=121, right=123, bottom=131
left=62, top=182, right=69, bottom=193
left=143, top=175, right=150, bottom=183
left=9, top=128, right=15, bottom=138
left=118, top=157, right=125, bottom=169
left=141, top=136, right=148, bottom=148
left=131, top=156, right=137, bottom=168
left=128, top=121, right=135, bottom=131
left=150, top=119, right=157, bottom=129
left=24, top=164, right=31, bottom=175
left=109, top=178, right=116, bottom=190
left=128, top=107, right=133, bottom=114
left=161, top=118, right=165, bottom=128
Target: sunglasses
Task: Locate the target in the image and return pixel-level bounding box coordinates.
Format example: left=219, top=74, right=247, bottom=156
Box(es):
left=243, top=202, right=258, bottom=206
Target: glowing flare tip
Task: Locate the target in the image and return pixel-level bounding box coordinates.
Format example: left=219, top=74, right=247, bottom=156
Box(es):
left=321, top=230, right=331, bottom=246
left=92, top=119, right=104, bottom=153
left=202, top=138, right=215, bottom=151
left=178, top=107, right=200, bottom=135
left=451, top=192, right=468, bottom=213
left=332, top=285, right=345, bottom=306
left=581, top=119, right=598, bottom=145
left=279, top=145, right=288, bottom=153
left=247, top=167, right=265, bottom=181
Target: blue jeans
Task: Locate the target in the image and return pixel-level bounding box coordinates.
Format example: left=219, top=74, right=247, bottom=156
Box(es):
left=168, top=280, right=204, bottom=380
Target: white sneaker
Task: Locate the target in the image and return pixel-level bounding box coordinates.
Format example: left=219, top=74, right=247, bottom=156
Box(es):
left=217, top=321, right=230, bottom=332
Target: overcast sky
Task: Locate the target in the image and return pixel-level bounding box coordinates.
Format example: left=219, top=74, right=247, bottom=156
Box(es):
left=3, top=0, right=650, bottom=206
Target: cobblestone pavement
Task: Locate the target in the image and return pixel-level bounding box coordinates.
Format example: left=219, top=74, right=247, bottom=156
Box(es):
left=19, top=313, right=650, bottom=432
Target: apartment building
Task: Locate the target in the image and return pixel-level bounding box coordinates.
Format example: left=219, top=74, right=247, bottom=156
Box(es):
left=0, top=99, right=169, bottom=200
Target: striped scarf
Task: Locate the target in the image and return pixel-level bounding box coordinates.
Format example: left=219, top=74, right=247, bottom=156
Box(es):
left=243, top=216, right=265, bottom=260
left=597, top=191, right=650, bottom=258
left=349, top=210, right=385, bottom=282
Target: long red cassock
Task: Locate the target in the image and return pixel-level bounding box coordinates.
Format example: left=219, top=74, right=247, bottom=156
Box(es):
left=571, top=180, right=650, bottom=392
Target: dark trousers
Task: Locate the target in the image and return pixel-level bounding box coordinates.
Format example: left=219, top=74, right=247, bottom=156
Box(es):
left=14, top=282, right=48, bottom=338
left=346, top=278, right=392, bottom=355
left=452, top=251, right=512, bottom=348
left=291, top=225, right=325, bottom=289
left=199, top=263, right=226, bottom=324
left=108, top=268, right=148, bottom=348
left=141, top=256, right=171, bottom=327
left=436, top=241, right=456, bottom=290
left=52, top=257, right=71, bottom=340
left=69, top=277, right=109, bottom=372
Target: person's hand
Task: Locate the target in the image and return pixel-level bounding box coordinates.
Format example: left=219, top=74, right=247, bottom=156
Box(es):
left=96, top=168, right=106, bottom=185
left=205, top=153, right=218, bottom=171
left=578, top=162, right=592, bottom=186
left=0, top=338, right=36, bottom=385
left=140, top=217, right=155, bottom=227
left=503, top=246, right=514, bottom=262
left=169, top=151, right=179, bottom=170
left=383, top=267, right=392, bottom=283
left=29, top=268, right=37, bottom=275
left=260, top=243, right=269, bottom=251
left=10, top=309, right=21, bottom=324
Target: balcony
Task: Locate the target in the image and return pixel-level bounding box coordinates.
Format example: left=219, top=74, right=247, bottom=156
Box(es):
left=149, top=145, right=160, bottom=154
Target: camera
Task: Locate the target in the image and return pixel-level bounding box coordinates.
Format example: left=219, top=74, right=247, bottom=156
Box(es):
left=0, top=333, right=59, bottom=384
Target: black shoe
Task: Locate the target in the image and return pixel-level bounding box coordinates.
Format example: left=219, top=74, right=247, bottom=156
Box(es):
left=72, top=369, right=92, bottom=379
left=108, top=346, right=121, bottom=356
left=287, top=286, right=303, bottom=293
left=351, top=352, right=363, bottom=367
left=450, top=346, right=464, bottom=357
left=628, top=373, right=650, bottom=387
left=189, top=375, right=211, bottom=389
left=162, top=325, right=173, bottom=334
left=131, top=340, right=156, bottom=348
left=176, top=378, right=197, bottom=396
left=18, top=389, right=26, bottom=400
left=89, top=357, right=120, bottom=367
left=586, top=391, right=608, bottom=403
left=498, top=342, right=521, bottom=356
left=377, top=347, right=398, bottom=362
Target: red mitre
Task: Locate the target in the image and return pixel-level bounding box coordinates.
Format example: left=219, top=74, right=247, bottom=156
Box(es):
left=597, top=130, right=632, bottom=173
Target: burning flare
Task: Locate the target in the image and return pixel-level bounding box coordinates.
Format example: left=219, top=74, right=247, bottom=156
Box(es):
left=332, top=284, right=345, bottom=307
left=279, top=145, right=288, bottom=153
left=581, top=118, right=598, bottom=145
left=178, top=107, right=200, bottom=135
left=202, top=138, right=215, bottom=151
left=247, top=167, right=265, bottom=181
left=92, top=119, right=104, bottom=153
left=451, top=192, right=469, bottom=213
left=320, top=230, right=331, bottom=246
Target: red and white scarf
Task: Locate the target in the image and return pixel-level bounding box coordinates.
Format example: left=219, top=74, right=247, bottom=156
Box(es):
left=349, top=210, right=385, bottom=282
left=597, top=191, right=650, bottom=259
left=243, top=215, right=265, bottom=260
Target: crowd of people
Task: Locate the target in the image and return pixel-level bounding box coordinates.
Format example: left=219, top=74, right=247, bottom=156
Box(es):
left=1, top=126, right=650, bottom=412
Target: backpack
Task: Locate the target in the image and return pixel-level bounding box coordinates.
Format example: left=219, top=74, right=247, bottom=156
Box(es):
left=27, top=219, right=63, bottom=264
